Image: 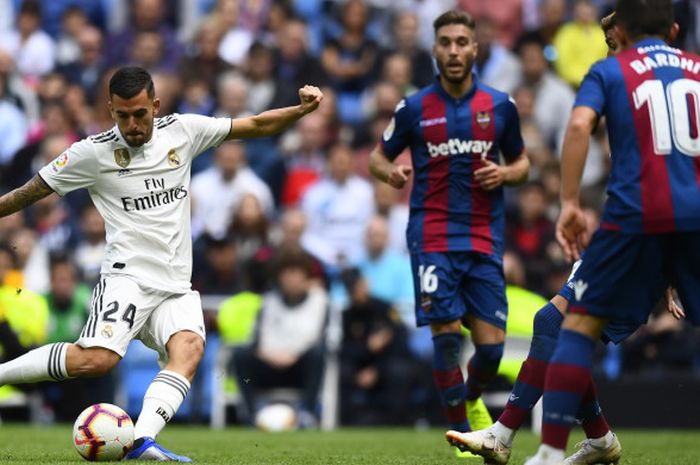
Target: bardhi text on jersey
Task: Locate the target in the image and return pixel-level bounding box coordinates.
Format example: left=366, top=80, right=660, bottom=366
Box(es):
left=629, top=53, right=700, bottom=75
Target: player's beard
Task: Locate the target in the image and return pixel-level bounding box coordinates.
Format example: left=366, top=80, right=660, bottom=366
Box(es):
left=437, top=58, right=473, bottom=85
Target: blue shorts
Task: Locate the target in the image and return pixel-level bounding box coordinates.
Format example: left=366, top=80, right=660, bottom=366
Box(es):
left=557, top=257, right=638, bottom=344
left=565, top=229, right=700, bottom=343
left=410, top=251, right=507, bottom=329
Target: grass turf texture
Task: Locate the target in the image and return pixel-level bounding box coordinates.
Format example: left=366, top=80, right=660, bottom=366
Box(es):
left=0, top=425, right=698, bottom=464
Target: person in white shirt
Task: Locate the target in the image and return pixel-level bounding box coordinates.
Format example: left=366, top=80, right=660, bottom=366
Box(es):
left=301, top=144, right=375, bottom=268
left=0, top=66, right=322, bottom=462
left=191, top=140, right=273, bottom=240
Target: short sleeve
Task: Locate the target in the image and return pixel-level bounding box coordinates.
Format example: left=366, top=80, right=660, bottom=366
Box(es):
left=380, top=99, right=413, bottom=161
left=38, top=139, right=97, bottom=196
left=177, top=114, right=231, bottom=157
left=574, top=63, right=606, bottom=117
left=499, top=97, right=525, bottom=162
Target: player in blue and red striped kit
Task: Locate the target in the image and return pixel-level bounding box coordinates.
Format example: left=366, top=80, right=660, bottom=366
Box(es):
left=526, top=1, right=700, bottom=464
left=369, top=10, right=530, bottom=446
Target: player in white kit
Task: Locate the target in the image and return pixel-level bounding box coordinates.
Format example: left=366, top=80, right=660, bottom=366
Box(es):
left=0, top=66, right=323, bottom=462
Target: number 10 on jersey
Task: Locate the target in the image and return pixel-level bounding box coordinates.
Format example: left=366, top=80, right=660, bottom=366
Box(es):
left=633, top=78, right=700, bottom=156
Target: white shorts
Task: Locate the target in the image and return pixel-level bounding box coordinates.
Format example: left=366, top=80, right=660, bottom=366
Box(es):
left=75, top=275, right=206, bottom=365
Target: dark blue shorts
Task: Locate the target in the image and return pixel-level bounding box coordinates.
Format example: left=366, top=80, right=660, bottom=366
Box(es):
left=565, top=229, right=700, bottom=343
left=557, top=257, right=639, bottom=344
left=410, top=251, right=507, bottom=329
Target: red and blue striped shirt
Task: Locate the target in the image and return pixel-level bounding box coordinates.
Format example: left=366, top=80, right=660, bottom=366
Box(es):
left=576, top=38, right=700, bottom=233
left=381, top=79, right=524, bottom=259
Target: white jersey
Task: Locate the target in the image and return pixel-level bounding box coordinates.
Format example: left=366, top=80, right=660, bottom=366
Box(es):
left=39, top=114, right=231, bottom=293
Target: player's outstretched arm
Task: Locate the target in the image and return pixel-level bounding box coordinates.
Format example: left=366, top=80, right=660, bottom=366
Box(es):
left=369, top=144, right=412, bottom=189
left=0, top=175, right=54, bottom=218
left=226, top=85, right=323, bottom=140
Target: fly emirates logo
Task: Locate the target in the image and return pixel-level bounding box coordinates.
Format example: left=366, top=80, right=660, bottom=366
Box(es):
left=427, top=139, right=493, bottom=158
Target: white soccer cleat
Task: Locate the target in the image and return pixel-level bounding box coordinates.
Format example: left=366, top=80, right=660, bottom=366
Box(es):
left=445, top=428, right=511, bottom=465
left=523, top=453, right=564, bottom=465
left=563, top=434, right=622, bottom=465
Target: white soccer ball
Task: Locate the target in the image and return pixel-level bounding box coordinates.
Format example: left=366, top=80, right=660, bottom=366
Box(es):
left=72, top=403, right=135, bottom=461
left=254, top=403, right=298, bottom=432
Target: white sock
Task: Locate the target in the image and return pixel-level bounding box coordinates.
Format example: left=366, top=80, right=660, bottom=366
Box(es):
left=134, top=370, right=190, bottom=439
left=589, top=430, right=614, bottom=448
left=0, top=343, right=72, bottom=385
left=536, top=444, right=565, bottom=462
left=492, top=421, right=516, bottom=447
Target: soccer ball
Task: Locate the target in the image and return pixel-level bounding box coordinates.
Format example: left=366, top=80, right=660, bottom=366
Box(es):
left=254, top=403, right=298, bottom=432
left=72, top=403, right=134, bottom=461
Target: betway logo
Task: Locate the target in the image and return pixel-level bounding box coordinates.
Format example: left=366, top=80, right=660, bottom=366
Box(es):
left=427, top=139, right=493, bottom=157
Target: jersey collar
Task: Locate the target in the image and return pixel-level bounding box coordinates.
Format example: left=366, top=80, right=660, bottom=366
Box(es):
left=434, top=75, right=479, bottom=104
left=113, top=124, right=159, bottom=153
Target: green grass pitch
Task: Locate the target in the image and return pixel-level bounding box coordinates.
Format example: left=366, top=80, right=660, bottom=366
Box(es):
left=0, top=425, right=698, bottom=464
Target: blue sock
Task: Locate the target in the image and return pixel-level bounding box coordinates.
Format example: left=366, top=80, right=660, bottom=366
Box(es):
left=432, top=332, right=469, bottom=432
left=500, top=302, right=562, bottom=428
left=542, top=329, right=596, bottom=449
left=465, top=343, right=504, bottom=401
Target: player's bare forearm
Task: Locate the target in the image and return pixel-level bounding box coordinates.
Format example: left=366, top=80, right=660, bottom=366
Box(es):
left=369, top=146, right=412, bottom=189
left=369, top=146, right=393, bottom=183
left=228, top=86, right=323, bottom=139
left=0, top=175, right=53, bottom=217
left=560, top=107, right=597, bottom=203
left=502, top=152, right=530, bottom=186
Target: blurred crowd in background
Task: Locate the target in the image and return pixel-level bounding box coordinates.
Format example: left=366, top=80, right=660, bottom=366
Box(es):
left=0, top=0, right=700, bottom=426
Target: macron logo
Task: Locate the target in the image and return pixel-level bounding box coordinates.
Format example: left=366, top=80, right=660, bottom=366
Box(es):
left=573, top=279, right=589, bottom=301
left=427, top=139, right=493, bottom=158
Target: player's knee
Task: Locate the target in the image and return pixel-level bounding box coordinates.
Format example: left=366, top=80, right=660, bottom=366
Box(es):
left=533, top=303, right=562, bottom=339
left=168, top=331, right=205, bottom=364
left=473, top=343, right=503, bottom=366
left=69, top=347, right=120, bottom=377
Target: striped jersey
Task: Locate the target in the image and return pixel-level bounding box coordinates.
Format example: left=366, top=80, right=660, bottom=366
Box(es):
left=381, top=79, right=524, bottom=258
left=39, top=114, right=231, bottom=293
left=575, top=38, right=700, bottom=233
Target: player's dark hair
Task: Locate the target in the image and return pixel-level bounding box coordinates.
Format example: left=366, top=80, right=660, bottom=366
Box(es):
left=108, top=66, right=155, bottom=100
left=433, top=10, right=475, bottom=35
left=615, top=0, right=673, bottom=40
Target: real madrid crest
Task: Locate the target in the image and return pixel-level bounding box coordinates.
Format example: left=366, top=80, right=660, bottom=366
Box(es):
left=167, top=148, right=181, bottom=168
left=475, top=111, right=492, bottom=130
left=114, top=148, right=131, bottom=168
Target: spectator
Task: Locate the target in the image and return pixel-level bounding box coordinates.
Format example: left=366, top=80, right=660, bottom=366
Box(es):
left=191, top=234, right=243, bottom=295
left=191, top=141, right=273, bottom=239
left=58, top=25, right=106, bottom=105
left=233, top=247, right=328, bottom=426
left=473, top=15, right=522, bottom=94
left=280, top=112, right=329, bottom=207
left=106, top=0, right=183, bottom=70
left=458, top=0, right=524, bottom=48
left=73, top=204, right=106, bottom=287
left=244, top=41, right=298, bottom=114
left=0, top=0, right=56, bottom=83
left=55, top=6, right=89, bottom=66
left=177, top=16, right=231, bottom=95
left=301, top=143, right=374, bottom=268
left=381, top=11, right=434, bottom=89
left=552, top=0, right=608, bottom=88
left=0, top=69, right=28, bottom=166
left=339, top=267, right=414, bottom=425
left=357, top=215, right=413, bottom=312
left=9, top=227, right=50, bottom=294
left=44, top=254, right=89, bottom=344
left=229, top=194, right=270, bottom=263
left=214, top=71, right=252, bottom=118
left=321, top=0, right=379, bottom=125
left=372, top=180, right=409, bottom=254
left=273, top=18, right=328, bottom=90
left=216, top=0, right=254, bottom=66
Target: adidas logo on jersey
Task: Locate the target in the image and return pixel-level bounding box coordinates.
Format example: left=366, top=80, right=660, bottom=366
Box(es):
left=426, top=139, right=493, bottom=158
